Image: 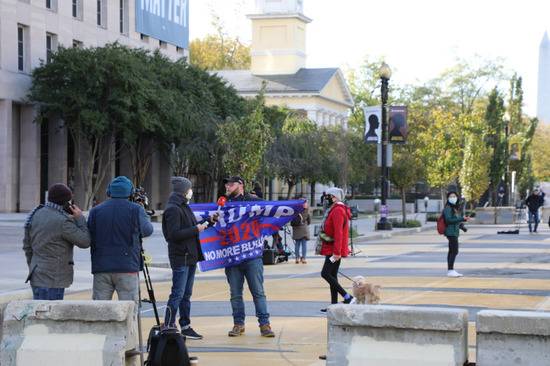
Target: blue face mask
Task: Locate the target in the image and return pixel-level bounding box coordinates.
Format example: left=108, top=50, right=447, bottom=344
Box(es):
left=448, top=197, right=458, bottom=205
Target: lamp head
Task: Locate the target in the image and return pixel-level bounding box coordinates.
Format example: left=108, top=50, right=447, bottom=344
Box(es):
left=379, top=62, right=392, bottom=80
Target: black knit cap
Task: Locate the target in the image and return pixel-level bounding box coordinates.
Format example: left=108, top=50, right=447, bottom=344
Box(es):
left=48, top=183, right=73, bottom=205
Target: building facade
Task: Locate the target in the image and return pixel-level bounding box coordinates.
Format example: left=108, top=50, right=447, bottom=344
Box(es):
left=216, top=0, right=353, bottom=201
left=0, top=0, right=187, bottom=212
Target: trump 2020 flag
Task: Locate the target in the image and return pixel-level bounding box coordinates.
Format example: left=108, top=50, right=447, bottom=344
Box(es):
left=190, top=200, right=304, bottom=272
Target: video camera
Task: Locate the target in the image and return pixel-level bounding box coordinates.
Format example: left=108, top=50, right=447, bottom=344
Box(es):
left=131, top=186, right=155, bottom=216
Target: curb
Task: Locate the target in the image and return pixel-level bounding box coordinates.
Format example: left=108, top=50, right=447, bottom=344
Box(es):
left=353, top=224, right=436, bottom=243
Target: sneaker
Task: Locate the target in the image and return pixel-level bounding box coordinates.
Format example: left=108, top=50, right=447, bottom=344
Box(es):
left=260, top=324, right=275, bottom=337
left=228, top=324, right=245, bottom=337
left=343, top=296, right=355, bottom=304
left=447, top=270, right=463, bottom=278
left=181, top=327, right=203, bottom=340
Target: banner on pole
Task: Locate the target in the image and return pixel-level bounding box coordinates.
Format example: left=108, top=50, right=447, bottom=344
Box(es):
left=191, top=200, right=305, bottom=272
left=363, top=106, right=382, bottom=144
left=389, top=106, right=408, bottom=144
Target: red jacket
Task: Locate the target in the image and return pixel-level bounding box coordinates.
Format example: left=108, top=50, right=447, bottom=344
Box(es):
left=320, top=202, right=351, bottom=257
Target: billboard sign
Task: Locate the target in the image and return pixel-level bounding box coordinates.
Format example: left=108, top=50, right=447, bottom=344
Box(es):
left=136, top=0, right=189, bottom=49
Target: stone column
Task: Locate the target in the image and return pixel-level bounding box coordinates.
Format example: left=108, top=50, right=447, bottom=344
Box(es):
left=0, top=100, right=16, bottom=212
left=47, top=117, right=67, bottom=186
left=19, top=106, right=41, bottom=211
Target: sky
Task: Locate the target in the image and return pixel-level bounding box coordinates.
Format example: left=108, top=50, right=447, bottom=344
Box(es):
left=189, top=0, right=550, bottom=116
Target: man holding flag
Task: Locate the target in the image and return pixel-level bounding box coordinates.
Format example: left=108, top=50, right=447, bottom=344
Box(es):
left=223, top=176, right=275, bottom=338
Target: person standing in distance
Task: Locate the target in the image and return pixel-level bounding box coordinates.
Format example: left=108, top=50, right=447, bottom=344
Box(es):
left=162, top=177, right=218, bottom=339
left=223, top=176, right=275, bottom=338
left=291, top=199, right=311, bottom=264
left=525, top=187, right=545, bottom=233
left=88, top=176, right=153, bottom=302
left=443, top=191, right=470, bottom=278
left=23, top=183, right=90, bottom=300
left=319, top=187, right=353, bottom=311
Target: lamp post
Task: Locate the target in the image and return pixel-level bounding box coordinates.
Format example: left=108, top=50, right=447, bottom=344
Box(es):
left=377, top=62, right=393, bottom=230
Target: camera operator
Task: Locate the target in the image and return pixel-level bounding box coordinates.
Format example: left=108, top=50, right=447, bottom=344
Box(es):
left=162, top=177, right=218, bottom=339
left=23, top=183, right=90, bottom=300
left=87, top=176, right=153, bottom=302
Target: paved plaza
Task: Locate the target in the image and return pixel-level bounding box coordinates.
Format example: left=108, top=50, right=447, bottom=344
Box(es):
left=2, top=215, right=550, bottom=365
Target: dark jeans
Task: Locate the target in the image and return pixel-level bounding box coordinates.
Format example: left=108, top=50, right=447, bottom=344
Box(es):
left=447, top=236, right=459, bottom=270
left=164, top=264, right=197, bottom=328
left=321, top=256, right=348, bottom=304
left=225, top=257, right=270, bottom=326
left=32, top=287, right=65, bottom=300
left=528, top=210, right=540, bottom=232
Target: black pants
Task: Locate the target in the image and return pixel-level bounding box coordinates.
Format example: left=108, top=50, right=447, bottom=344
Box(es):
left=321, top=256, right=348, bottom=304
left=447, top=236, right=459, bottom=270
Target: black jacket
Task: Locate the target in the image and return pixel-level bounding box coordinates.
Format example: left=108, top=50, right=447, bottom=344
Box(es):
left=162, top=193, right=205, bottom=268
left=525, top=193, right=545, bottom=213
left=228, top=193, right=262, bottom=202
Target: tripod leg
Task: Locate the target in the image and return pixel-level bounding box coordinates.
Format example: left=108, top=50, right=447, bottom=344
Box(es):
left=137, top=279, right=145, bottom=366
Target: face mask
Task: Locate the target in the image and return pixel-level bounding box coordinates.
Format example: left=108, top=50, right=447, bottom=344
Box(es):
left=448, top=197, right=458, bottom=205
left=186, top=189, right=193, bottom=201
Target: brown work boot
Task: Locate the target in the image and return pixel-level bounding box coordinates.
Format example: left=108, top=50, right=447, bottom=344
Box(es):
left=260, top=324, right=275, bottom=337
left=301, top=257, right=307, bottom=264
left=228, top=324, right=245, bottom=337
left=295, top=258, right=300, bottom=264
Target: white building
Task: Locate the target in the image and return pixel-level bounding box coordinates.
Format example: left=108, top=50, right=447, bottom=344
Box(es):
left=0, top=0, right=187, bottom=212
left=537, top=31, right=550, bottom=125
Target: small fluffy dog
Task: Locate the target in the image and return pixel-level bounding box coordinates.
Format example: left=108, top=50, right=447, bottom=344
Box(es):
left=352, top=276, right=381, bottom=304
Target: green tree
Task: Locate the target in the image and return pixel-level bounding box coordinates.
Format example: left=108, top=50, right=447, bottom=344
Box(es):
left=485, top=88, right=506, bottom=205
left=459, top=112, right=491, bottom=206
left=532, top=125, right=550, bottom=181
left=390, top=144, right=424, bottom=223
left=30, top=44, right=151, bottom=208
left=218, top=92, right=272, bottom=184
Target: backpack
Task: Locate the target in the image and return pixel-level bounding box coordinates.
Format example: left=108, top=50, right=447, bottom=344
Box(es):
left=437, top=213, right=447, bottom=235
left=146, top=326, right=190, bottom=366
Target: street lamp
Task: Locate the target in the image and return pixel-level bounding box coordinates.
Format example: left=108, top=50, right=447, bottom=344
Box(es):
left=377, top=62, right=393, bottom=230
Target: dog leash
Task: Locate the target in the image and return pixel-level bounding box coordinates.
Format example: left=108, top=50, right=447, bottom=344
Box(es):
left=338, top=271, right=357, bottom=284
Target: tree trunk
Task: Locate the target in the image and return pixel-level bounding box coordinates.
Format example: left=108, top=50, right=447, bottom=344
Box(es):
left=401, top=187, right=407, bottom=224
left=286, top=179, right=296, bottom=199
left=310, top=181, right=316, bottom=206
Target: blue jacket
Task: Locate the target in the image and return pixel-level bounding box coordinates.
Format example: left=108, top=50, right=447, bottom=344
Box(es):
left=88, top=198, right=153, bottom=274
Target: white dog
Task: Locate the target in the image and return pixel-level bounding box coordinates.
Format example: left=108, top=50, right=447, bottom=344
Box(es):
left=352, top=276, right=381, bottom=304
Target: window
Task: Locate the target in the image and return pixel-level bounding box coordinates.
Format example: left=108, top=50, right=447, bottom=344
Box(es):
left=97, top=0, right=107, bottom=27
left=17, top=25, right=26, bottom=71
left=46, top=0, right=51, bottom=9
left=119, top=0, right=129, bottom=35
left=72, top=0, right=82, bottom=20
left=46, top=33, right=57, bottom=64
left=72, top=40, right=83, bottom=48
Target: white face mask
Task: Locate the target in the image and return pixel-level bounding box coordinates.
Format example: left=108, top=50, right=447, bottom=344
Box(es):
left=448, top=197, right=458, bottom=205
left=186, top=189, right=193, bottom=201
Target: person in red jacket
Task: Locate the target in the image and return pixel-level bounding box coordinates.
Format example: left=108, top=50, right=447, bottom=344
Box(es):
left=319, top=187, right=353, bottom=312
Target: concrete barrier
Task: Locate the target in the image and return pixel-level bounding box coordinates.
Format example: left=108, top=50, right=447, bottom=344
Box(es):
left=542, top=207, right=550, bottom=226
left=0, top=290, right=33, bottom=344
left=327, top=304, right=469, bottom=366
left=0, top=300, right=138, bottom=366
left=475, top=207, right=496, bottom=224
left=477, top=309, right=550, bottom=366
